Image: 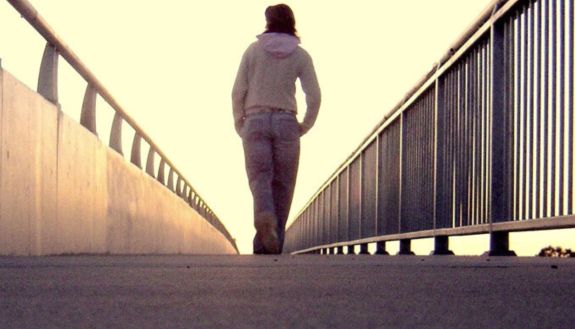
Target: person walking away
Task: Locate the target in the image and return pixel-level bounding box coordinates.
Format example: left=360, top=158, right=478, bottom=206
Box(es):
left=232, top=4, right=321, bottom=254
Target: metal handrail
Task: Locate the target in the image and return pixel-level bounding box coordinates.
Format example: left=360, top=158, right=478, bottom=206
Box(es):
left=6, top=0, right=236, bottom=249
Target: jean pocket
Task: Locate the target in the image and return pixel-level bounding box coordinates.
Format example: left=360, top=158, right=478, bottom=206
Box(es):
left=276, top=116, right=300, bottom=141
left=242, top=117, right=266, bottom=138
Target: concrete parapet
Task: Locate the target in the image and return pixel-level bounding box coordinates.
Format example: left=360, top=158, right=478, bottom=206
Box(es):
left=0, top=69, right=236, bottom=255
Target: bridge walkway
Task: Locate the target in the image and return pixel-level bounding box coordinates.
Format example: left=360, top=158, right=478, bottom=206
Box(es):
left=1, top=255, right=574, bottom=328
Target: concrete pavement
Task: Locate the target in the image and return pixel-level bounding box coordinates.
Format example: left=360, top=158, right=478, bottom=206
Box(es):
left=1, top=255, right=574, bottom=328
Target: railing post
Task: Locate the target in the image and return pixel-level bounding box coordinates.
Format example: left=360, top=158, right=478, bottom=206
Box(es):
left=375, top=241, right=389, bottom=255
left=488, top=231, right=516, bottom=256
left=359, top=243, right=370, bottom=255
left=431, top=236, right=454, bottom=255
left=187, top=189, right=194, bottom=206
left=109, top=113, right=123, bottom=155
left=80, top=84, right=97, bottom=135
left=167, top=169, right=175, bottom=191
left=157, top=159, right=165, bottom=184
left=490, top=12, right=515, bottom=256
left=131, top=133, right=142, bottom=168
left=347, top=245, right=355, bottom=255
left=37, top=43, right=58, bottom=104
left=398, top=239, right=415, bottom=255
left=176, top=177, right=182, bottom=197
left=145, top=147, right=155, bottom=177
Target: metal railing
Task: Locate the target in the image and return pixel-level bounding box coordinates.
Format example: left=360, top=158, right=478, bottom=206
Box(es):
left=285, top=0, right=575, bottom=256
left=6, top=0, right=236, bottom=251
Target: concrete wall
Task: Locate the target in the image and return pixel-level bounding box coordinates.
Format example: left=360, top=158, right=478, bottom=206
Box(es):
left=0, top=69, right=236, bottom=255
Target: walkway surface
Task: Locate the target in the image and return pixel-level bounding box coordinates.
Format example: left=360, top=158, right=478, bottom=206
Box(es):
left=1, top=255, right=574, bottom=328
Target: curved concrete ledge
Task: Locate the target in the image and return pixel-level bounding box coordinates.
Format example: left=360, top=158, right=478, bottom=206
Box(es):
left=0, top=69, right=236, bottom=255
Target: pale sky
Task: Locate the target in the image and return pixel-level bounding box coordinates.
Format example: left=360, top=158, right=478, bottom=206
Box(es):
left=1, top=0, right=573, bottom=255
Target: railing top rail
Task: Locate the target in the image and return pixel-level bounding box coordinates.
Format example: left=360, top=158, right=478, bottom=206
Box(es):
left=289, top=0, right=515, bottom=225
left=6, top=0, right=232, bottom=246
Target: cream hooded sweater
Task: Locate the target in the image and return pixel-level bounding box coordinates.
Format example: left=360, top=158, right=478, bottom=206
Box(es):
left=232, top=33, right=321, bottom=135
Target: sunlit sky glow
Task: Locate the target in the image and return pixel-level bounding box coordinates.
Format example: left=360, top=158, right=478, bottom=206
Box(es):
left=2, top=0, right=573, bottom=255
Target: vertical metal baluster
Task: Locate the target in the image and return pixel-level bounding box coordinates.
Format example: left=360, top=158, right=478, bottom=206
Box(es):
left=520, top=4, right=528, bottom=220
left=414, top=101, right=419, bottom=231
left=450, top=69, right=455, bottom=227
left=411, top=103, right=416, bottom=231
left=542, top=0, right=550, bottom=217
left=558, top=0, right=566, bottom=215
left=335, top=176, right=340, bottom=246
left=375, top=135, right=380, bottom=239
left=469, top=48, right=475, bottom=226
left=399, top=114, right=404, bottom=233
left=464, top=53, right=471, bottom=227
left=327, top=183, right=332, bottom=245
left=456, top=63, right=462, bottom=225
left=551, top=0, right=557, bottom=216
left=528, top=2, right=535, bottom=220
left=476, top=44, right=482, bottom=224
left=488, top=29, right=494, bottom=228
left=326, top=185, right=331, bottom=246
left=423, top=95, right=429, bottom=230
left=569, top=0, right=574, bottom=214
left=416, top=100, right=421, bottom=230
left=468, top=56, right=474, bottom=225
left=346, top=166, right=352, bottom=253
left=358, top=153, right=363, bottom=240
left=458, top=65, right=464, bottom=227
left=533, top=2, right=541, bottom=219
left=476, top=43, right=482, bottom=223
left=449, top=77, right=454, bottom=227
left=482, top=39, right=489, bottom=224
left=428, top=92, right=434, bottom=228
left=509, top=12, right=517, bottom=220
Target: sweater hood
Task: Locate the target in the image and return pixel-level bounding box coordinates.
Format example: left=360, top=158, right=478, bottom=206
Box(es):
left=257, top=33, right=300, bottom=58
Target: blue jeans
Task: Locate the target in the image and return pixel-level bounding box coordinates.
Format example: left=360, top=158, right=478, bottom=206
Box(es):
left=241, top=112, right=301, bottom=254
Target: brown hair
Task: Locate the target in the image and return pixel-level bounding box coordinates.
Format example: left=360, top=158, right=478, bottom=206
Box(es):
left=265, top=4, right=298, bottom=37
